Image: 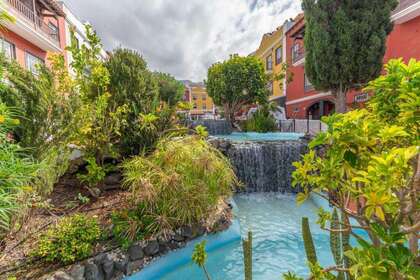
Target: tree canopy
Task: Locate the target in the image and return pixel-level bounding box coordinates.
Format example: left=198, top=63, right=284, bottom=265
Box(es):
left=206, top=55, right=268, bottom=123
left=303, top=0, right=398, bottom=112
left=153, top=72, right=185, bottom=106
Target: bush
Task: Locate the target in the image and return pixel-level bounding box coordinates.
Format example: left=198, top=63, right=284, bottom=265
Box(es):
left=290, top=59, right=420, bottom=279
left=106, top=48, right=162, bottom=156
left=32, top=214, right=101, bottom=264
left=0, top=103, right=38, bottom=237
left=243, top=108, right=277, bottom=132
left=117, top=136, right=237, bottom=244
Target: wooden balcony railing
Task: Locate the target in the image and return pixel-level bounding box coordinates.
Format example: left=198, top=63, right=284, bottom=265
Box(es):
left=6, top=0, right=59, bottom=45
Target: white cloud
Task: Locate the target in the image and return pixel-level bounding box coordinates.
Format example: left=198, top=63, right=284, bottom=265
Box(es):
left=64, top=0, right=301, bottom=81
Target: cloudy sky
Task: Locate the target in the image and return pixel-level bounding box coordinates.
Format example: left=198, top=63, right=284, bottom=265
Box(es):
left=63, top=0, right=302, bottom=82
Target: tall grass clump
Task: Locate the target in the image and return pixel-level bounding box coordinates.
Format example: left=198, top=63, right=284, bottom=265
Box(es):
left=0, top=103, right=38, bottom=236
left=116, top=136, right=237, bottom=244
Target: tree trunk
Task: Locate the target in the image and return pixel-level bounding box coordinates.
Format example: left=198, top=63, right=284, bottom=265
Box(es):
left=223, top=104, right=235, bottom=127
left=334, top=86, right=347, bottom=114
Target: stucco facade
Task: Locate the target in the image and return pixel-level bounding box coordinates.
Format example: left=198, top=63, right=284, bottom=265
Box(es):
left=253, top=25, right=286, bottom=103
left=187, top=84, right=215, bottom=118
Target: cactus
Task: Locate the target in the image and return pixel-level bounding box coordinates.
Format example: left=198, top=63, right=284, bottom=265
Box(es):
left=242, top=231, right=253, bottom=280
left=330, top=209, right=345, bottom=280
left=341, top=211, right=353, bottom=280
left=302, top=217, right=317, bottom=264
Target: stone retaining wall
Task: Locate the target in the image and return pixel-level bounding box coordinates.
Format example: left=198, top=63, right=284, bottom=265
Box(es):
left=40, top=205, right=232, bottom=280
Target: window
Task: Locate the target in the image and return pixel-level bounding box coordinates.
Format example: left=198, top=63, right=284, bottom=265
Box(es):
left=25, top=52, right=43, bottom=75
left=48, top=22, right=59, bottom=41
left=275, top=47, right=282, bottom=64
left=193, top=103, right=197, bottom=109
left=202, top=104, right=207, bottom=110
left=0, top=38, right=16, bottom=60
left=193, top=94, right=197, bottom=101
left=267, top=81, right=273, bottom=95
left=266, top=55, right=272, bottom=71
left=202, top=95, right=206, bottom=101
left=304, top=73, right=313, bottom=91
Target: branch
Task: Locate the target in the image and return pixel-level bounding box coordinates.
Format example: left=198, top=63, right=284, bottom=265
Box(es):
left=307, top=266, right=350, bottom=280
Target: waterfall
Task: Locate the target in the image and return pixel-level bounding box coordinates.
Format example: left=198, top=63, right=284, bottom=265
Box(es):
left=191, top=120, right=232, bottom=135
left=210, top=139, right=307, bottom=193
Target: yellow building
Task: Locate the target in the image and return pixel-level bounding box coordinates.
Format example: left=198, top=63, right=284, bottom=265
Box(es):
left=187, top=83, right=215, bottom=118
left=253, top=25, right=286, bottom=104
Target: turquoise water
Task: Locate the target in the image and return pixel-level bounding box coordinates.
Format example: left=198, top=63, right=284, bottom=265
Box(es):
left=214, top=132, right=305, bottom=142
left=131, top=193, right=332, bottom=280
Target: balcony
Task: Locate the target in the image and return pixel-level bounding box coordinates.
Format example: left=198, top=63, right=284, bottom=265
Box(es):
left=292, top=44, right=305, bottom=66
left=2, top=0, right=62, bottom=52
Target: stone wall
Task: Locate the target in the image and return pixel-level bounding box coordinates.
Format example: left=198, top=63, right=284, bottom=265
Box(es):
left=40, top=204, right=232, bottom=280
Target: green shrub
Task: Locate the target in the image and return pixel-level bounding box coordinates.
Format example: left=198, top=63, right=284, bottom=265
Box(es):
left=111, top=203, right=159, bottom=249
left=0, top=103, right=38, bottom=237
left=33, top=214, right=101, bottom=264
left=243, top=108, right=277, bottom=132
left=118, top=136, right=237, bottom=243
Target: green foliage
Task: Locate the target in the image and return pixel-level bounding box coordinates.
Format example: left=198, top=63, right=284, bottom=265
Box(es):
left=153, top=72, right=185, bottom=106
left=292, top=60, right=420, bottom=279
left=329, top=209, right=345, bottom=280
left=243, top=106, right=277, bottom=133
left=106, top=48, right=163, bottom=156
left=77, top=157, right=106, bottom=187
left=282, top=272, right=304, bottom=280
left=242, top=231, right=253, bottom=280
left=303, top=0, right=398, bottom=112
left=0, top=103, right=38, bottom=237
left=194, top=125, right=209, bottom=138
left=192, top=241, right=212, bottom=280
left=66, top=25, right=128, bottom=162
left=207, top=54, right=268, bottom=124
left=301, top=217, right=317, bottom=264
left=120, top=136, right=237, bottom=235
left=32, top=214, right=101, bottom=264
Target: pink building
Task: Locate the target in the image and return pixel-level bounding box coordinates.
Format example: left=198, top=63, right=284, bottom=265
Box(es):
left=0, top=0, right=65, bottom=73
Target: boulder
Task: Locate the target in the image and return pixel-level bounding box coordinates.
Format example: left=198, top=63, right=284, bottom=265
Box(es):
left=126, top=260, right=144, bottom=275
left=68, top=265, right=85, bottom=280
left=103, top=173, right=122, bottom=186
left=144, top=240, right=159, bottom=256
left=127, top=244, right=144, bottom=261
left=84, top=263, right=104, bottom=280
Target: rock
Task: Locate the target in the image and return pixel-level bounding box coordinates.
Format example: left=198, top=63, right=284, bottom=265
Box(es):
left=104, top=173, right=122, bottom=185
left=192, top=224, right=206, bottom=236
left=94, top=253, right=107, bottom=265
left=126, top=260, right=144, bottom=275
left=52, top=271, right=73, bottom=280
left=177, top=241, right=186, bottom=248
left=159, top=242, right=169, bottom=255
left=84, top=263, right=104, bottom=280
left=180, top=226, right=193, bottom=239
left=168, top=240, right=179, bottom=250
left=172, top=232, right=184, bottom=242
left=128, top=244, right=144, bottom=261
left=114, top=255, right=129, bottom=273
left=144, top=240, right=160, bottom=256
left=102, top=257, right=115, bottom=280
left=69, top=265, right=85, bottom=280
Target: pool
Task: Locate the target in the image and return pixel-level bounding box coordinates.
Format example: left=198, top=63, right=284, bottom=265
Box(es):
left=214, top=132, right=305, bottom=142
left=129, top=193, right=332, bottom=280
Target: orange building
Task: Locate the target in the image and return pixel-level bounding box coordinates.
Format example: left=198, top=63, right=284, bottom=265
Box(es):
left=185, top=82, right=216, bottom=119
